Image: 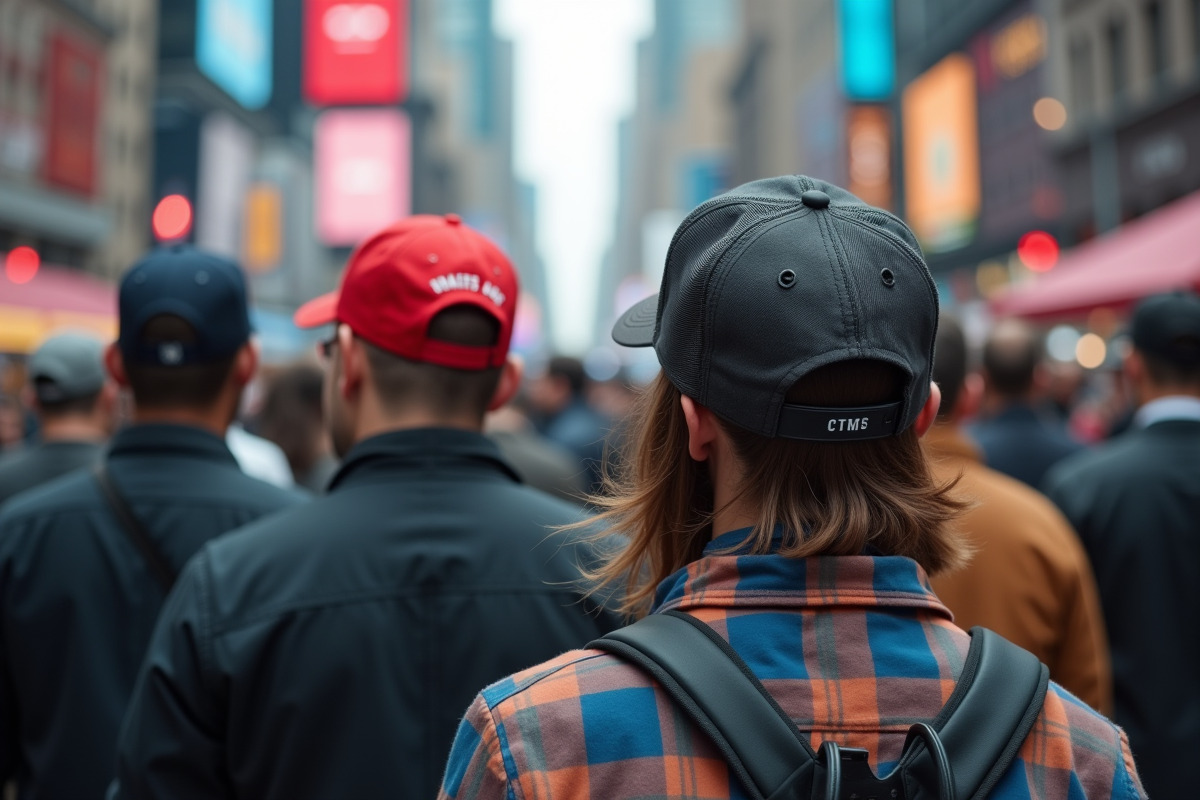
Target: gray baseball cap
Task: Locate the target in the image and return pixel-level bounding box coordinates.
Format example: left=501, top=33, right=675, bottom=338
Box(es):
left=28, top=332, right=107, bottom=404
left=612, top=175, right=939, bottom=442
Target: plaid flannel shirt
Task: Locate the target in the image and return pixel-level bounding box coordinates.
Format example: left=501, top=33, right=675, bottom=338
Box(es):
left=440, top=529, right=1146, bottom=800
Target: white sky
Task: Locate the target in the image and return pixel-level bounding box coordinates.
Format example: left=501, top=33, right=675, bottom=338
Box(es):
left=494, top=0, right=653, bottom=355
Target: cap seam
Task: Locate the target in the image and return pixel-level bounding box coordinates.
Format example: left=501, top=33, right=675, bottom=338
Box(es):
left=818, top=208, right=864, bottom=357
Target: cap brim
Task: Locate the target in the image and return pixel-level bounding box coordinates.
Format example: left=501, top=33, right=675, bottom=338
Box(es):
left=293, top=292, right=339, bottom=328
left=612, top=295, right=658, bottom=347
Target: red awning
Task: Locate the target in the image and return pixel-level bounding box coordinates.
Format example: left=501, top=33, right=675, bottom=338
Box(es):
left=0, top=265, right=116, bottom=353
left=990, top=189, right=1200, bottom=322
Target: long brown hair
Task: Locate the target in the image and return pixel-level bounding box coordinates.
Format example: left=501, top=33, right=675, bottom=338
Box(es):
left=583, top=361, right=970, bottom=618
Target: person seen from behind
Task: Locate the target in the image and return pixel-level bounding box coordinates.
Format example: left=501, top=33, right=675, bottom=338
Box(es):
left=1044, top=290, right=1200, bottom=800
left=112, top=214, right=621, bottom=800
left=438, top=176, right=1144, bottom=800
left=0, top=247, right=303, bottom=800
left=926, top=313, right=1111, bottom=713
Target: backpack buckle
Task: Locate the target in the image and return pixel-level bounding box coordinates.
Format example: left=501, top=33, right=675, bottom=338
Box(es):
left=809, top=742, right=907, bottom=800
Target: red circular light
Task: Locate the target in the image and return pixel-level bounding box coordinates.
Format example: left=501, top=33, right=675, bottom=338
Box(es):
left=1017, top=230, right=1059, bottom=272
left=152, top=194, right=193, bottom=241
left=4, top=246, right=40, bottom=284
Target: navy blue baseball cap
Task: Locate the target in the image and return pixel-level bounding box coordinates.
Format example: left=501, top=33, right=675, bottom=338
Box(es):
left=117, top=246, right=252, bottom=366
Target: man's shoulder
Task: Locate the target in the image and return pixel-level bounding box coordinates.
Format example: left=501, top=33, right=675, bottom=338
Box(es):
left=0, top=468, right=98, bottom=526
left=1043, top=433, right=1147, bottom=495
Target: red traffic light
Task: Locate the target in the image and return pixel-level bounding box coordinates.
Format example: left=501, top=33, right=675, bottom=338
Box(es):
left=4, top=246, right=40, bottom=284
left=152, top=194, right=193, bottom=241
left=1017, top=230, right=1059, bottom=272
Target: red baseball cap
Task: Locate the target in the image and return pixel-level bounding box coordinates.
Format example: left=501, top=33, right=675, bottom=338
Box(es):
left=294, top=214, right=519, bottom=370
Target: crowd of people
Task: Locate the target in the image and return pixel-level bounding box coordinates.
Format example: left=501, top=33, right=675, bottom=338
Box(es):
left=0, top=175, right=1194, bottom=799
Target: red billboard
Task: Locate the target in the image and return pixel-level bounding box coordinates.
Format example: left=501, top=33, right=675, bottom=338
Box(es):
left=314, top=109, right=411, bottom=245
left=304, top=0, right=407, bottom=105
left=44, top=33, right=104, bottom=197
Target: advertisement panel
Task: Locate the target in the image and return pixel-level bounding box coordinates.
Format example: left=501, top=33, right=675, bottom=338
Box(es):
left=196, top=0, right=273, bottom=110
left=846, top=105, right=891, bottom=210
left=304, top=0, right=407, bottom=105
left=196, top=112, right=256, bottom=258
left=314, top=109, right=411, bottom=246
left=244, top=184, right=283, bottom=272
left=44, top=33, right=103, bottom=197
left=838, top=0, right=895, bottom=101
left=902, top=53, right=981, bottom=253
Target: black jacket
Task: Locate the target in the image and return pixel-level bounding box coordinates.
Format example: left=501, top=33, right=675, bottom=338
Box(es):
left=113, top=428, right=622, bottom=800
left=0, top=424, right=302, bottom=800
left=0, top=440, right=103, bottom=506
left=1044, top=418, right=1200, bottom=800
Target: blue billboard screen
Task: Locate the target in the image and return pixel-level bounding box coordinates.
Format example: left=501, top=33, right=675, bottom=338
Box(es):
left=196, top=0, right=273, bottom=110
left=838, top=0, right=895, bottom=100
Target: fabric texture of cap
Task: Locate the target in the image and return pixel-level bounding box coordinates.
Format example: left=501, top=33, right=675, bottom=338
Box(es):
left=118, top=246, right=251, bottom=366
left=1130, top=290, right=1200, bottom=367
left=294, top=214, right=519, bottom=370
left=28, top=332, right=107, bottom=404
left=612, top=175, right=939, bottom=442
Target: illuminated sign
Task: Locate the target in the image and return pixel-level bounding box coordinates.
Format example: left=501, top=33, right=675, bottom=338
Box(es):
left=244, top=184, right=283, bottom=272
left=314, top=109, right=411, bottom=246
left=991, top=14, right=1045, bottom=80
left=902, top=53, right=981, bottom=253
left=44, top=33, right=102, bottom=197
left=305, top=0, right=407, bottom=105
left=838, top=0, right=895, bottom=100
left=846, top=105, right=891, bottom=210
left=196, top=0, right=273, bottom=109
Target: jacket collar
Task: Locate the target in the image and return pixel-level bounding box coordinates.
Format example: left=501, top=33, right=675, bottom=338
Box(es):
left=328, top=427, right=521, bottom=491
left=108, top=423, right=236, bottom=465
left=922, top=423, right=982, bottom=464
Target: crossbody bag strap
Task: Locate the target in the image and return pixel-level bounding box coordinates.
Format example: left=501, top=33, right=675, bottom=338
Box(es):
left=92, top=462, right=178, bottom=593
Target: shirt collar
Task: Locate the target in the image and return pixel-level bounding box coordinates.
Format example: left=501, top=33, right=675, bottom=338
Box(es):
left=327, top=427, right=521, bottom=491
left=108, top=423, right=236, bottom=464
left=1134, top=396, right=1200, bottom=428
left=650, top=527, right=951, bottom=619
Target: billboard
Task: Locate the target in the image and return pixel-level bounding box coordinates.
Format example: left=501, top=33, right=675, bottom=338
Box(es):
left=846, top=105, right=891, bottom=210
left=196, top=0, right=273, bottom=109
left=305, top=0, right=407, bottom=105
left=838, top=0, right=895, bottom=100
left=902, top=53, right=981, bottom=253
left=44, top=33, right=103, bottom=197
left=196, top=112, right=256, bottom=258
left=314, top=109, right=411, bottom=246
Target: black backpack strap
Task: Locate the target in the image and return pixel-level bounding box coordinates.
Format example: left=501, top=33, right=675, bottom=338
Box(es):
left=590, top=613, right=1048, bottom=800
left=92, top=462, right=178, bottom=593
left=592, top=610, right=816, bottom=800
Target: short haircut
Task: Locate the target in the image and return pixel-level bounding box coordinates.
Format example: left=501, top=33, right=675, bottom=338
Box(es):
left=123, top=315, right=237, bottom=410
left=547, top=356, right=586, bottom=397
left=982, top=319, right=1041, bottom=397
left=1140, top=350, right=1200, bottom=388
left=34, top=382, right=102, bottom=418
left=932, top=314, right=968, bottom=419
left=365, top=305, right=502, bottom=418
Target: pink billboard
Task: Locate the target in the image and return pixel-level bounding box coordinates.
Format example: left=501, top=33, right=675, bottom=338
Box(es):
left=314, top=109, right=411, bottom=246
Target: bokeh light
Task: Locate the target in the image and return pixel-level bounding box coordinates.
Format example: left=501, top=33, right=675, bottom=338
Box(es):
left=1047, top=325, right=1081, bottom=362
left=152, top=194, right=193, bottom=241
left=1076, top=333, right=1107, bottom=369
left=1017, top=230, right=1059, bottom=272
left=1033, top=97, right=1067, bottom=130
left=4, top=246, right=40, bottom=284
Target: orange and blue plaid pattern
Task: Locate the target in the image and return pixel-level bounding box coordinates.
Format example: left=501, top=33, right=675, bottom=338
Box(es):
left=439, top=530, right=1146, bottom=800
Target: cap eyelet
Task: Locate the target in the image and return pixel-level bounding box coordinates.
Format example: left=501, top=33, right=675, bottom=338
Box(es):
left=778, top=269, right=797, bottom=289
left=881, top=268, right=895, bottom=287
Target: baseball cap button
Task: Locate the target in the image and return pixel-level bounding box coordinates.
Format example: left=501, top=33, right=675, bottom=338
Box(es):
left=801, top=190, right=830, bottom=209
left=444, top=214, right=462, bottom=226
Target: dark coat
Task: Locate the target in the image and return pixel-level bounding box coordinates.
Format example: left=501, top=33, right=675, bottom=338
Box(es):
left=112, top=427, right=622, bottom=800
left=1044, top=419, right=1200, bottom=800
left=970, top=403, right=1085, bottom=488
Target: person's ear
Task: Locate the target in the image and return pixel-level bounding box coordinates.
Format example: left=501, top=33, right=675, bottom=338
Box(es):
left=680, top=394, right=720, bottom=462
left=488, top=354, right=524, bottom=412
left=337, top=325, right=364, bottom=400
left=1123, top=350, right=1145, bottom=387
left=231, top=340, right=260, bottom=387
left=914, top=381, right=942, bottom=438
left=104, top=343, right=130, bottom=388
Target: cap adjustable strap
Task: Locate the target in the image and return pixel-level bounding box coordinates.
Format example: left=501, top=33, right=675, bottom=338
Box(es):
left=776, top=401, right=902, bottom=441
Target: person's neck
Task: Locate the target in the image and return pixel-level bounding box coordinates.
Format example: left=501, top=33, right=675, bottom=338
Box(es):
left=132, top=407, right=229, bottom=437
left=37, top=417, right=107, bottom=444
left=355, top=411, right=483, bottom=442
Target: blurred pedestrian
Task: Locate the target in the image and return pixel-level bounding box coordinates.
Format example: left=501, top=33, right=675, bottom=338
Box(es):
left=0, top=395, right=24, bottom=452
left=926, top=314, right=1112, bottom=713
left=438, top=177, right=1144, bottom=800
left=0, top=332, right=116, bottom=506
left=0, top=247, right=303, bottom=800
left=1045, top=290, right=1200, bottom=800
left=526, top=355, right=611, bottom=493
left=970, top=318, right=1086, bottom=488
left=112, top=215, right=620, bottom=800
left=485, top=403, right=585, bottom=503
left=257, top=363, right=339, bottom=492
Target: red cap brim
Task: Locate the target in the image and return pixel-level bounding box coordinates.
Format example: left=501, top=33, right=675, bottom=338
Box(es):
left=293, top=292, right=339, bottom=328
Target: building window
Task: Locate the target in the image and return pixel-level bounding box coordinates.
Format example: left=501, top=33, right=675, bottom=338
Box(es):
left=1070, top=35, right=1094, bottom=116
left=1108, top=18, right=1128, bottom=104
left=1145, top=0, right=1167, bottom=82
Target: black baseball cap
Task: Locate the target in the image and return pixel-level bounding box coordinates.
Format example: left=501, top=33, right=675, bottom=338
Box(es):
left=1130, top=290, right=1200, bottom=367
left=118, top=246, right=252, bottom=366
left=613, top=175, right=939, bottom=442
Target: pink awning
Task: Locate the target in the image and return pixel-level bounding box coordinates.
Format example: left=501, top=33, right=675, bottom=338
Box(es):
left=0, top=265, right=116, bottom=353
